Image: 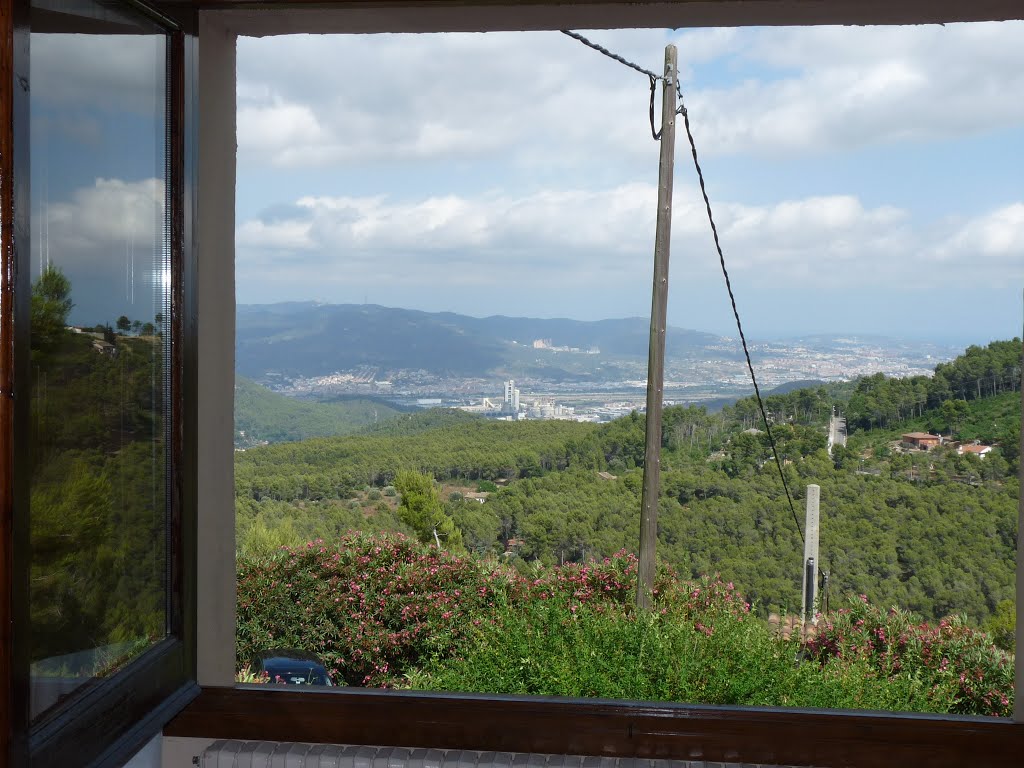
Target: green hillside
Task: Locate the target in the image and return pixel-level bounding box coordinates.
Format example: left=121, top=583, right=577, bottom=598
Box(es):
left=30, top=267, right=166, bottom=671
left=358, top=407, right=483, bottom=437
left=236, top=340, right=1021, bottom=630
left=234, top=375, right=402, bottom=447
left=847, top=390, right=1019, bottom=455
left=234, top=415, right=602, bottom=495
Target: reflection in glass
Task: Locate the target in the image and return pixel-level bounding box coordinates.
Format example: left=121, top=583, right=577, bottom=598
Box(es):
left=29, top=0, right=170, bottom=721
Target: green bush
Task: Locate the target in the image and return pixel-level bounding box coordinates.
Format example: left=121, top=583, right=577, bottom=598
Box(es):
left=406, top=594, right=786, bottom=703
left=805, top=597, right=1014, bottom=716
left=406, top=569, right=944, bottom=712
left=237, top=534, right=1013, bottom=716
left=237, top=532, right=521, bottom=686
left=983, top=600, right=1015, bottom=653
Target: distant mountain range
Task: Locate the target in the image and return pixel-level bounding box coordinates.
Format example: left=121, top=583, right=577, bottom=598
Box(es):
left=236, top=302, right=735, bottom=380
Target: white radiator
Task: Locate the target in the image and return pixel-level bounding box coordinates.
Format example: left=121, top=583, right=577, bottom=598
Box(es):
left=199, top=742, right=805, bottom=768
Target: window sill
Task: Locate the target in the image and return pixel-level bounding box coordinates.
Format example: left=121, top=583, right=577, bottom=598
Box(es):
left=165, top=685, right=1024, bottom=768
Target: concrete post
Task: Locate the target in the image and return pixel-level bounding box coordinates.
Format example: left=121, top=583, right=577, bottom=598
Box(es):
left=801, top=484, right=821, bottom=626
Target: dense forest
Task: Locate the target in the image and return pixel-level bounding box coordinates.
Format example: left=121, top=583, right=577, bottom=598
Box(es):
left=236, top=338, right=1020, bottom=632
left=844, top=340, right=1021, bottom=431
left=30, top=268, right=168, bottom=680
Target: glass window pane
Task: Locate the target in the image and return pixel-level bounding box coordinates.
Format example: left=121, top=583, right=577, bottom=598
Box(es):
left=29, top=0, right=171, bottom=722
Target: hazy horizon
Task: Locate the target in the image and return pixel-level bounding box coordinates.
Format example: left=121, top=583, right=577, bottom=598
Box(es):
left=235, top=298, right=997, bottom=349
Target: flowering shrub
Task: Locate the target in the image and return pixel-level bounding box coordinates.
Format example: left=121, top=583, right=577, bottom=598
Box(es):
left=237, top=533, right=1011, bottom=717
left=523, top=550, right=643, bottom=608
left=526, top=551, right=751, bottom=630
left=804, top=597, right=1014, bottom=717
left=237, top=531, right=522, bottom=686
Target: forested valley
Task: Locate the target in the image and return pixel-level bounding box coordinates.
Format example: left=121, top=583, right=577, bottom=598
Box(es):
left=234, top=374, right=403, bottom=447
left=237, top=338, right=1020, bottom=639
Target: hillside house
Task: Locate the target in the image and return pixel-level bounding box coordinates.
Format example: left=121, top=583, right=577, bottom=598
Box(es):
left=91, top=339, right=116, bottom=356
left=958, top=443, right=993, bottom=458
left=901, top=432, right=941, bottom=450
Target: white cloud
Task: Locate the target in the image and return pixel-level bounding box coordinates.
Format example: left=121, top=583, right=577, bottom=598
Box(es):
left=45, top=178, right=165, bottom=261
left=236, top=22, right=1024, bottom=169
left=236, top=184, right=1023, bottom=306
left=236, top=31, right=665, bottom=169
left=674, top=27, right=741, bottom=66
left=232, top=25, right=1024, bottom=338
left=32, top=34, right=166, bottom=117
left=679, top=23, right=1024, bottom=155
left=30, top=178, right=167, bottom=324
left=934, top=203, right=1024, bottom=266
left=236, top=215, right=316, bottom=251
left=238, top=184, right=658, bottom=269
left=238, top=100, right=324, bottom=154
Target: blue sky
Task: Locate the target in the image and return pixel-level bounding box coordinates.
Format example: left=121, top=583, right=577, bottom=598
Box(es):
left=233, top=25, right=1024, bottom=346
left=32, top=24, right=1024, bottom=345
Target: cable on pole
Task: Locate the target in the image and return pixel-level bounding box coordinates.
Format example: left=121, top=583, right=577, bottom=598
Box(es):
left=560, top=29, right=663, bottom=81
left=676, top=83, right=805, bottom=544
left=562, top=30, right=664, bottom=143
left=559, top=30, right=805, bottom=543
left=649, top=76, right=662, bottom=141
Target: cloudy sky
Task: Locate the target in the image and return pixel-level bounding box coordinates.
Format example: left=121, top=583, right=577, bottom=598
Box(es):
left=32, top=30, right=168, bottom=328
left=32, top=23, right=1023, bottom=344
left=234, top=23, right=1024, bottom=345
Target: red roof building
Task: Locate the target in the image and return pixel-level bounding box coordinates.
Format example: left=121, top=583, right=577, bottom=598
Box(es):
left=901, top=432, right=941, bottom=450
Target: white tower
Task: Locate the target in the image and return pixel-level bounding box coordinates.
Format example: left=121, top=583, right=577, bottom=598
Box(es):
left=503, top=380, right=520, bottom=413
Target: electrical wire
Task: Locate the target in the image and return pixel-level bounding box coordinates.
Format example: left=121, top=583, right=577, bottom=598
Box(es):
left=562, top=30, right=806, bottom=543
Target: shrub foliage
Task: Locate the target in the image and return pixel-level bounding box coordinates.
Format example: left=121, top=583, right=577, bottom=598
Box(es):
left=237, top=533, right=1013, bottom=716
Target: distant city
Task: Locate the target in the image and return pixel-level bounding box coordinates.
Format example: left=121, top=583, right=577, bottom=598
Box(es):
left=457, top=379, right=581, bottom=421
left=266, top=333, right=957, bottom=423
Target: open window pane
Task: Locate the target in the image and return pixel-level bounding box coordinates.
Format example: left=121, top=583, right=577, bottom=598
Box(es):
left=29, top=0, right=171, bottom=722
left=232, top=28, right=1019, bottom=716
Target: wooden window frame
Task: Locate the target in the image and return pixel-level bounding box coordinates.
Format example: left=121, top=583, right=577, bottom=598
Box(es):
left=165, top=2, right=1024, bottom=766
left=76, top=0, right=1024, bottom=765
left=0, top=1, right=200, bottom=767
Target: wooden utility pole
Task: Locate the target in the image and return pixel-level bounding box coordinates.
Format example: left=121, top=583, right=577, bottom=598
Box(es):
left=637, top=45, right=677, bottom=611
left=1014, top=307, right=1023, bottom=721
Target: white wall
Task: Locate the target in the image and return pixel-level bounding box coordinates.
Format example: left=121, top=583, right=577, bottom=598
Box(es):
left=162, top=737, right=217, bottom=768
left=120, top=736, right=164, bottom=768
